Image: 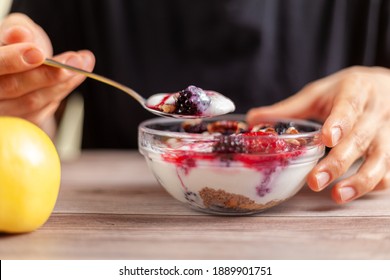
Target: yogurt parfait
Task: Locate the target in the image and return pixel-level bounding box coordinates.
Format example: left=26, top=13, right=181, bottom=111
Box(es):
left=138, top=115, right=325, bottom=215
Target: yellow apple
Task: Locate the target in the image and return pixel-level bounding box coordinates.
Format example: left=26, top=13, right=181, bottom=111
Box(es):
left=0, top=117, right=61, bottom=233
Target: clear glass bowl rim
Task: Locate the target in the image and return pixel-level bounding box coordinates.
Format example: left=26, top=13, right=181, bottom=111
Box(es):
left=138, top=114, right=322, bottom=141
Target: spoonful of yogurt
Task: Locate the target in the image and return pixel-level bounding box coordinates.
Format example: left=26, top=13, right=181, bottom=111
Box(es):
left=44, top=58, right=235, bottom=118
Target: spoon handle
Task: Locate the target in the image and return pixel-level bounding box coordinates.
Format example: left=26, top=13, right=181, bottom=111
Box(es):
left=43, top=58, right=146, bottom=105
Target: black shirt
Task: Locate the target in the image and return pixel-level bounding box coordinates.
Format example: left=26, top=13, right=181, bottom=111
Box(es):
left=11, top=0, right=390, bottom=149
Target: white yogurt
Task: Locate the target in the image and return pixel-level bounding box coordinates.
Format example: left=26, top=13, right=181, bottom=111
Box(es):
left=144, top=146, right=322, bottom=214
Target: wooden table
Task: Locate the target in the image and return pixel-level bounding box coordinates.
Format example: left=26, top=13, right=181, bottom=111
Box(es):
left=1, top=151, right=390, bottom=260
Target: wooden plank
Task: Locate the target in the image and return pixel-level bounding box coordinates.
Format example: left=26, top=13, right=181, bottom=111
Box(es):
left=1, top=214, right=390, bottom=259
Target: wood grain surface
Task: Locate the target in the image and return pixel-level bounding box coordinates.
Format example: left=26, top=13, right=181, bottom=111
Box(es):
left=1, top=151, right=389, bottom=260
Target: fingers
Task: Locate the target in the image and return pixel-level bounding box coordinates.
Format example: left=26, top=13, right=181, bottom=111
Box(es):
left=0, top=50, right=95, bottom=118
left=0, top=49, right=92, bottom=98
left=0, top=70, right=86, bottom=116
left=0, top=13, right=52, bottom=55
left=22, top=101, right=60, bottom=128
left=307, top=108, right=380, bottom=192
left=307, top=68, right=390, bottom=203
left=307, top=88, right=381, bottom=192
left=0, top=43, right=45, bottom=75
left=331, top=127, right=390, bottom=203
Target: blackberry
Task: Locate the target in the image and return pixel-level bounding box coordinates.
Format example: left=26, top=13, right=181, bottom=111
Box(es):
left=213, top=135, right=247, bottom=154
left=174, top=85, right=211, bottom=115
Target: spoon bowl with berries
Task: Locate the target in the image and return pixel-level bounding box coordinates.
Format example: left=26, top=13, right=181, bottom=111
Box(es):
left=44, top=58, right=235, bottom=118
left=139, top=115, right=325, bottom=215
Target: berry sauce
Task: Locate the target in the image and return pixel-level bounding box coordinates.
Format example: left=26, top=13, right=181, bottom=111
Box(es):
left=160, top=119, right=307, bottom=197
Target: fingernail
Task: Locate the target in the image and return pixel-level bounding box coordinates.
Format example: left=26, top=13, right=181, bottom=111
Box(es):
left=339, top=186, right=357, bottom=202
left=65, top=55, right=83, bottom=68
left=315, top=171, right=330, bottom=190
left=331, top=126, right=342, bottom=146
left=80, top=53, right=93, bottom=67
left=22, top=48, right=44, bottom=64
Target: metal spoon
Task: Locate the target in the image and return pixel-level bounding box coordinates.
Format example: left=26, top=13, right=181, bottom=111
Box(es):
left=43, top=58, right=235, bottom=119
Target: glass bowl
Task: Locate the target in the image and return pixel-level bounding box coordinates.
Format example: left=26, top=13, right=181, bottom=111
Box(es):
left=138, top=115, right=325, bottom=215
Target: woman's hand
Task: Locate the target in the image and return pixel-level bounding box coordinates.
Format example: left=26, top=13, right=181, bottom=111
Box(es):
left=0, top=13, right=95, bottom=136
left=247, top=66, right=390, bottom=203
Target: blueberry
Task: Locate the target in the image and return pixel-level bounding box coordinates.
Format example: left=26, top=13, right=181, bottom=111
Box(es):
left=274, top=122, right=293, bottom=135
left=185, top=191, right=198, bottom=203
